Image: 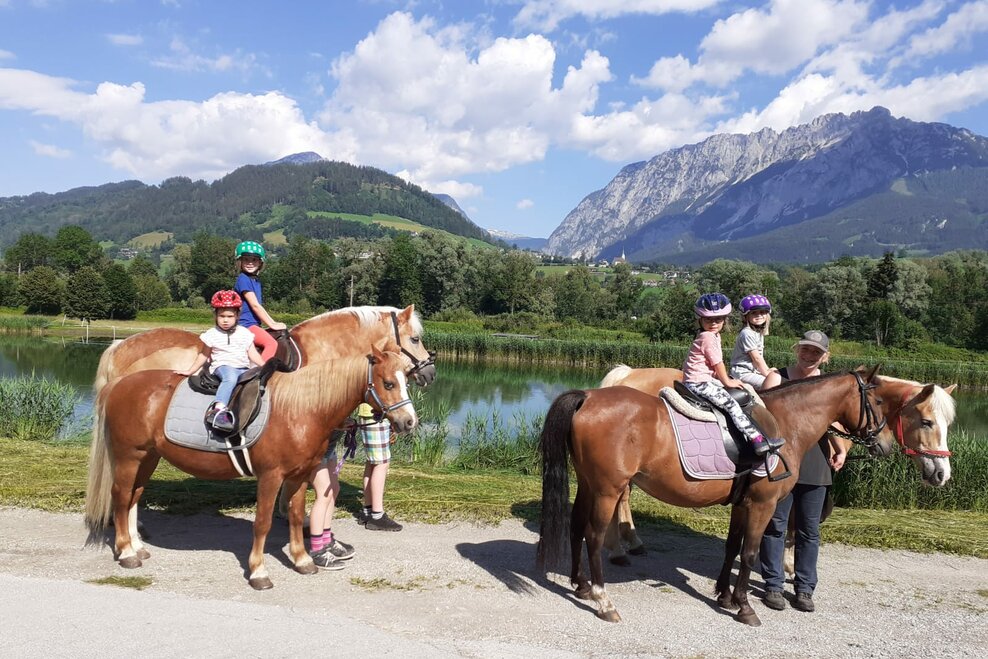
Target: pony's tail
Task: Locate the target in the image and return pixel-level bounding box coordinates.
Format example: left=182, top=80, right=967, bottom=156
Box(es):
left=536, top=389, right=586, bottom=571
left=84, top=386, right=114, bottom=547
left=600, top=363, right=631, bottom=388
left=92, top=339, right=122, bottom=397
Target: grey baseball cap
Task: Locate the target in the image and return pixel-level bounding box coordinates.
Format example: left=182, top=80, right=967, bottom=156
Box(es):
left=798, top=330, right=830, bottom=351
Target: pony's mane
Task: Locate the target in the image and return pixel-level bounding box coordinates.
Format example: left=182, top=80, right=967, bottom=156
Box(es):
left=879, top=375, right=957, bottom=426
left=270, top=354, right=366, bottom=418
left=299, top=305, right=423, bottom=335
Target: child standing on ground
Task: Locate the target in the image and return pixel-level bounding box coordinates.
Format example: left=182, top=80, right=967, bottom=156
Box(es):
left=682, top=293, right=784, bottom=457
left=357, top=403, right=402, bottom=531
left=730, top=294, right=777, bottom=390
left=307, top=426, right=356, bottom=570
left=233, top=241, right=286, bottom=363
left=175, top=290, right=264, bottom=432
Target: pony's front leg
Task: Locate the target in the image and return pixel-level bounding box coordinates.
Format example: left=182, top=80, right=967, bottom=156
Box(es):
left=586, top=493, right=623, bottom=623
left=285, top=478, right=317, bottom=575
left=247, top=473, right=283, bottom=590
left=716, top=505, right=746, bottom=609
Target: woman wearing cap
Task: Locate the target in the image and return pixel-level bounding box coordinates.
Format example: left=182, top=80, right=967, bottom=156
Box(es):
left=234, top=241, right=286, bottom=362
left=759, top=329, right=848, bottom=613
left=730, top=294, right=777, bottom=389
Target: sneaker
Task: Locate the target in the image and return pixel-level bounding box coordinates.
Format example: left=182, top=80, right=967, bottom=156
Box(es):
left=763, top=590, right=786, bottom=610
left=364, top=512, right=403, bottom=532
left=753, top=437, right=785, bottom=456
left=204, top=404, right=221, bottom=426
left=793, top=592, right=815, bottom=612
left=324, top=537, right=355, bottom=560
left=212, top=409, right=236, bottom=432
left=310, top=548, right=346, bottom=571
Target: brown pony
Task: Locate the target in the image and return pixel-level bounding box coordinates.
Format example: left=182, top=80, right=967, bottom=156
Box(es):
left=93, top=305, right=436, bottom=393
left=84, top=347, right=417, bottom=590
left=599, top=364, right=958, bottom=565
left=537, top=367, right=892, bottom=626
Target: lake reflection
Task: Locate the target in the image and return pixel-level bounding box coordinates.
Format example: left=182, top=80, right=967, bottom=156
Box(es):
left=1, top=336, right=986, bottom=440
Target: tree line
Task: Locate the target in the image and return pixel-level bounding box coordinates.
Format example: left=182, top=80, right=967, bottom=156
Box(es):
left=2, top=225, right=987, bottom=352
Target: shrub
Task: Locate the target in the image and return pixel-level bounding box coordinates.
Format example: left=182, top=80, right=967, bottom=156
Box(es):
left=0, top=377, right=77, bottom=441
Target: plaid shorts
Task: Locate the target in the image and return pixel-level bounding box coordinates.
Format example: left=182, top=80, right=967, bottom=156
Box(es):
left=360, top=419, right=392, bottom=464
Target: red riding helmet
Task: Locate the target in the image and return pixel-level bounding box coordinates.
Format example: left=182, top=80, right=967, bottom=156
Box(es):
left=210, top=290, right=243, bottom=310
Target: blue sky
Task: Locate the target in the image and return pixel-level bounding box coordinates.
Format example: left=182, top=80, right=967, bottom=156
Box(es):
left=1, top=0, right=987, bottom=239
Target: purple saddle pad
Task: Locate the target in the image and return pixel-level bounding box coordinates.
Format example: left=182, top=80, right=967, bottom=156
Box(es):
left=662, top=398, right=777, bottom=479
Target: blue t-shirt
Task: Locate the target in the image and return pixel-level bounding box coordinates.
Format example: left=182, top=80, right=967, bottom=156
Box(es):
left=235, top=272, right=263, bottom=328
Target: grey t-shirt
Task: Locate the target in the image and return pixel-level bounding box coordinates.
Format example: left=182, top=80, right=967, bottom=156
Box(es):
left=730, top=326, right=764, bottom=376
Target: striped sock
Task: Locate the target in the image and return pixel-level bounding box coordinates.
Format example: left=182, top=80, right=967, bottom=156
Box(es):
left=362, top=506, right=372, bottom=518
left=370, top=510, right=384, bottom=520
left=310, top=533, right=326, bottom=553
left=322, top=529, right=334, bottom=544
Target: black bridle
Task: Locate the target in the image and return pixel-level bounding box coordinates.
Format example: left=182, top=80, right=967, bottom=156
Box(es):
left=362, top=355, right=415, bottom=417
left=826, top=371, right=887, bottom=449
left=390, top=311, right=436, bottom=380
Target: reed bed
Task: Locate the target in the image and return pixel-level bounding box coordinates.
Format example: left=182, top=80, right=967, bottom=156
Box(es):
left=0, top=376, right=78, bottom=441
left=0, top=315, right=50, bottom=334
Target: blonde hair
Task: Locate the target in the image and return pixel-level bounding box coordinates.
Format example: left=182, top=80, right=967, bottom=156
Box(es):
left=744, top=313, right=771, bottom=336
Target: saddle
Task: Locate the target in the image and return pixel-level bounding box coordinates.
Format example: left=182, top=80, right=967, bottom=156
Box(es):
left=188, top=357, right=291, bottom=436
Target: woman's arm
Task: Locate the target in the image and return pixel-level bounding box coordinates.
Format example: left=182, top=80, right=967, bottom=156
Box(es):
left=828, top=433, right=848, bottom=471
left=241, top=291, right=286, bottom=330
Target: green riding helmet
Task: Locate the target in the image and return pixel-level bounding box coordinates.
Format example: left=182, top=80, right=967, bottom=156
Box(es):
left=235, top=241, right=266, bottom=261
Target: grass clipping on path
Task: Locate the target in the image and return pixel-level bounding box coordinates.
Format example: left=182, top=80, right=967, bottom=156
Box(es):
left=2, top=437, right=985, bottom=558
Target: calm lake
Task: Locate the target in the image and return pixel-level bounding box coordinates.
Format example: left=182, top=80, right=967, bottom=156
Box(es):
left=2, top=336, right=986, bottom=440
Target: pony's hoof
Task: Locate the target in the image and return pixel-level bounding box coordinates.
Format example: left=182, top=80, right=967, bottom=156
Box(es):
left=609, top=554, right=631, bottom=567
left=628, top=544, right=647, bottom=556
left=736, top=611, right=761, bottom=627
left=118, top=556, right=142, bottom=569
left=295, top=562, right=318, bottom=576
left=574, top=585, right=593, bottom=600
left=137, top=547, right=151, bottom=560
left=596, top=609, right=622, bottom=623
left=249, top=577, right=274, bottom=591
left=717, top=594, right=737, bottom=610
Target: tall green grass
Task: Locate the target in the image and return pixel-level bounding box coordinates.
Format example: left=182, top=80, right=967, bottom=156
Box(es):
left=0, top=376, right=78, bottom=441
left=0, top=315, right=50, bottom=333
left=833, top=430, right=988, bottom=511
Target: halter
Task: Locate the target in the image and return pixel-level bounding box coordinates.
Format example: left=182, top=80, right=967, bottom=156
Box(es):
left=363, top=356, right=414, bottom=416
left=390, top=310, right=436, bottom=380
left=889, top=393, right=952, bottom=458
left=826, top=371, right=887, bottom=449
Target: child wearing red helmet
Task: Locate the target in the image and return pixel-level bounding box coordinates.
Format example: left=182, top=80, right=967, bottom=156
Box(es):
left=175, top=290, right=265, bottom=431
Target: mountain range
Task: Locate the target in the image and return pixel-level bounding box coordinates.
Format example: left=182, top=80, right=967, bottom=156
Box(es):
left=545, top=107, right=988, bottom=264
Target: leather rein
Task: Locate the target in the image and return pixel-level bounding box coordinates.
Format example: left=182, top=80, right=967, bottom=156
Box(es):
left=825, top=371, right=887, bottom=450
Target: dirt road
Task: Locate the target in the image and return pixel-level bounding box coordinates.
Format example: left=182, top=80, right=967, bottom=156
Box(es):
left=2, top=507, right=985, bottom=657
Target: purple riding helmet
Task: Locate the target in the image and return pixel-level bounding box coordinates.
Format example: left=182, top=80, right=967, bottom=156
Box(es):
left=739, top=294, right=772, bottom=315
left=695, top=293, right=732, bottom=317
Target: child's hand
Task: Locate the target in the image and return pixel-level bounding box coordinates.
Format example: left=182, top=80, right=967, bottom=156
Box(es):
left=174, top=370, right=192, bottom=377
left=726, top=377, right=744, bottom=389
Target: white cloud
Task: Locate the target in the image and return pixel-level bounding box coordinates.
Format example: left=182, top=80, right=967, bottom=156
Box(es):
left=151, top=37, right=263, bottom=75
left=29, top=140, right=71, bottom=159
left=514, top=0, right=720, bottom=32
left=906, top=1, right=988, bottom=58
left=107, top=33, right=143, bottom=47
left=516, top=198, right=534, bottom=209
left=0, top=49, right=14, bottom=61
left=420, top=178, right=484, bottom=199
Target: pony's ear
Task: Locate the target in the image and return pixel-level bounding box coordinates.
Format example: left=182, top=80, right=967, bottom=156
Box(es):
left=864, top=364, right=881, bottom=381
left=398, top=305, right=415, bottom=324
left=944, top=384, right=958, bottom=396
left=911, top=383, right=937, bottom=406
left=369, top=344, right=386, bottom=364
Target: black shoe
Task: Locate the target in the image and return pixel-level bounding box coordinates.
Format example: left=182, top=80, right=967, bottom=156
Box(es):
left=311, top=548, right=346, bottom=571
left=793, top=592, right=815, bottom=612
left=364, top=512, right=403, bottom=532
left=325, top=537, right=355, bottom=560
left=211, top=409, right=236, bottom=432
left=204, top=404, right=220, bottom=426
left=766, top=436, right=785, bottom=450
left=753, top=441, right=771, bottom=457
left=763, top=591, right=786, bottom=610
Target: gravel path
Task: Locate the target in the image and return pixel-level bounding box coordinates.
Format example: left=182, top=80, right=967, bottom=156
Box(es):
left=2, top=507, right=986, bottom=658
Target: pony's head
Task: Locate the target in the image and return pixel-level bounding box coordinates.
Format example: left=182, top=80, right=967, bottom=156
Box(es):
left=365, top=345, right=419, bottom=434
left=878, top=377, right=957, bottom=487
left=847, top=365, right=895, bottom=459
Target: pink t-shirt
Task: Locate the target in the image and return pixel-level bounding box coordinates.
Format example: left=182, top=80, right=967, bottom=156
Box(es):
left=682, top=331, right=723, bottom=383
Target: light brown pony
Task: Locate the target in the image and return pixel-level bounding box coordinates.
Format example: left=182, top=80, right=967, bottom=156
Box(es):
left=84, top=347, right=418, bottom=590
left=537, top=367, right=892, bottom=626
left=599, top=364, right=958, bottom=565
left=93, top=305, right=436, bottom=394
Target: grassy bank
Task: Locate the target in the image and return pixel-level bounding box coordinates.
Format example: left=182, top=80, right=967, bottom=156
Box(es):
left=1, top=437, right=985, bottom=558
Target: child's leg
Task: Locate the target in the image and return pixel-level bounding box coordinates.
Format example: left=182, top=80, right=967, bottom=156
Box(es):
left=364, top=461, right=389, bottom=512
left=309, top=463, right=331, bottom=553
left=213, top=366, right=244, bottom=407
left=247, top=325, right=278, bottom=362
left=685, top=381, right=763, bottom=443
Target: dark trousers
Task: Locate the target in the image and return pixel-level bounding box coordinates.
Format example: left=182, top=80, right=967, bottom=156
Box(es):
left=759, top=483, right=827, bottom=595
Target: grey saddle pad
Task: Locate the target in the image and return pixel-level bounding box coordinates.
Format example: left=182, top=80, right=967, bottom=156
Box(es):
left=164, top=381, right=271, bottom=452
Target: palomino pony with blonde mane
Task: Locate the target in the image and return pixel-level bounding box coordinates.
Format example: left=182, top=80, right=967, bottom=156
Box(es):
left=537, top=367, right=893, bottom=626
left=598, top=364, right=957, bottom=565
left=93, top=305, right=436, bottom=394
left=85, top=347, right=418, bottom=590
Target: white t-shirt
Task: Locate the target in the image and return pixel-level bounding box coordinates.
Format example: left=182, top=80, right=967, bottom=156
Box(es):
left=730, top=326, right=764, bottom=377
left=199, top=326, right=254, bottom=373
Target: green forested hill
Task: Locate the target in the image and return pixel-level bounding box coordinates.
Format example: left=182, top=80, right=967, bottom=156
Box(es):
left=0, top=161, right=492, bottom=248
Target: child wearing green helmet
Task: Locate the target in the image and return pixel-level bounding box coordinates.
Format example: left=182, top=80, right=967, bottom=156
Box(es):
left=234, top=241, right=286, bottom=362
